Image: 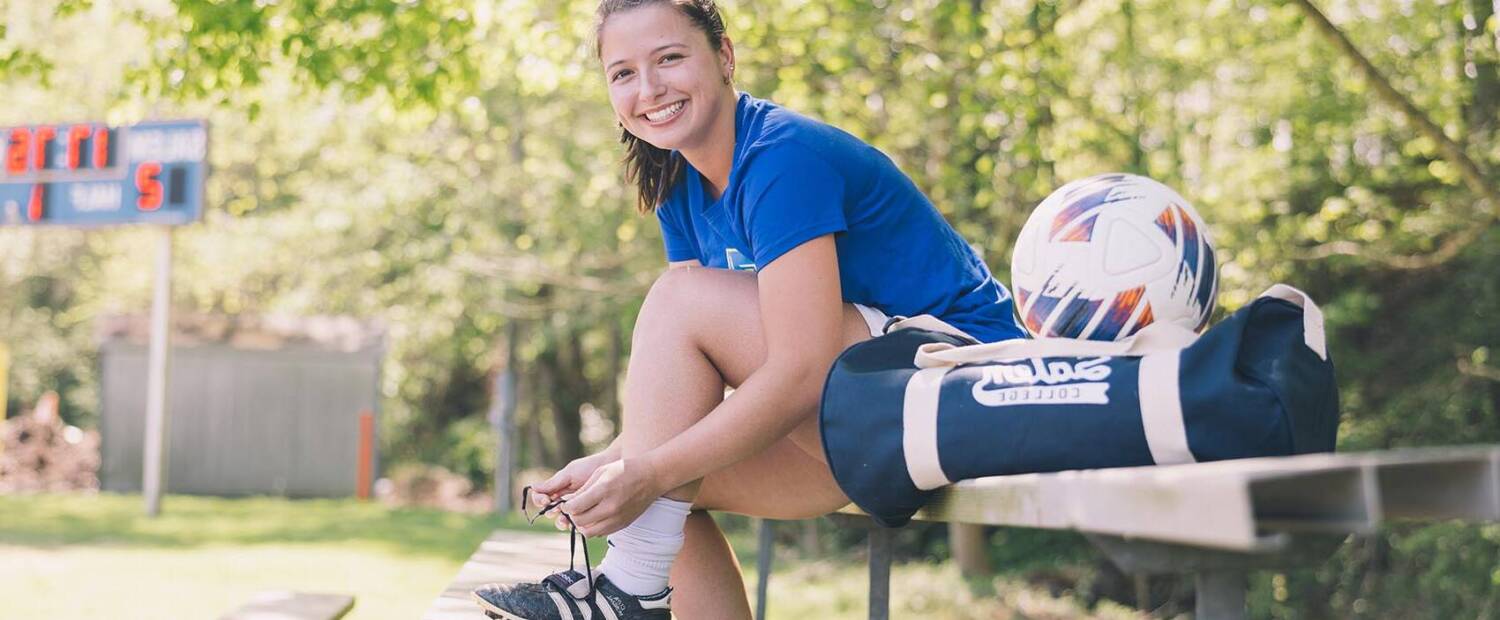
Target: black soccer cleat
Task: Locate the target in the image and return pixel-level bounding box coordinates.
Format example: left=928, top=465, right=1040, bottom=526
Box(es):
left=472, top=569, right=672, bottom=620
left=473, top=485, right=672, bottom=619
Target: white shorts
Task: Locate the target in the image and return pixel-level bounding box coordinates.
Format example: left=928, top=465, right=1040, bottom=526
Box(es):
left=853, top=303, right=893, bottom=338
left=852, top=303, right=979, bottom=343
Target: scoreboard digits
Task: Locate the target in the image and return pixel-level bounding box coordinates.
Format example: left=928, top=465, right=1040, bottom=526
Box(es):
left=0, top=120, right=206, bottom=227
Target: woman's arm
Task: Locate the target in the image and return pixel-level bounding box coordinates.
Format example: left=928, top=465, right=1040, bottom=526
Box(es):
left=561, top=235, right=847, bottom=535
left=647, top=235, right=847, bottom=490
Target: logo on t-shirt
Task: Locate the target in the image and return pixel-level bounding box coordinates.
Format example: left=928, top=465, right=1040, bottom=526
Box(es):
left=725, top=248, right=757, bottom=272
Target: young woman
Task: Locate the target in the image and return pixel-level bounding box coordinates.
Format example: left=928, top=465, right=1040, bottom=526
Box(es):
left=474, top=1, right=1024, bottom=618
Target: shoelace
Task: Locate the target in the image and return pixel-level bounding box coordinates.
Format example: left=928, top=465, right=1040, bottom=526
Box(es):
left=520, top=485, right=598, bottom=599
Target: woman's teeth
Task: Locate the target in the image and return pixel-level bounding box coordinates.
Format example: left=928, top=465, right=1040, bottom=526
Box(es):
left=645, top=101, right=685, bottom=123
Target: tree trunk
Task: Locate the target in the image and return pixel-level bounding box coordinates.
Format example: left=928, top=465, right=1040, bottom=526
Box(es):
left=560, top=328, right=588, bottom=461
left=526, top=353, right=554, bottom=468
left=1464, top=0, right=1499, bottom=139
left=538, top=330, right=586, bottom=465
left=607, top=317, right=624, bottom=428
left=1289, top=0, right=1500, bottom=211
left=1123, top=0, right=1146, bottom=174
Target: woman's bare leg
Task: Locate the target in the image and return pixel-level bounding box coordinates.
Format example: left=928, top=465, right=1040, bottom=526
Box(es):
left=668, top=511, right=754, bottom=619
left=614, top=267, right=872, bottom=618
left=616, top=267, right=870, bottom=498
left=666, top=429, right=854, bottom=618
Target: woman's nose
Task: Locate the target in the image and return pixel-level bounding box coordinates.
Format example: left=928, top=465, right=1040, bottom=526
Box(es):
left=637, top=68, right=667, bottom=101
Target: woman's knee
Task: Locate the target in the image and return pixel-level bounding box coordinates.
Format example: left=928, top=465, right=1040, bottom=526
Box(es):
left=634, top=268, right=760, bottom=346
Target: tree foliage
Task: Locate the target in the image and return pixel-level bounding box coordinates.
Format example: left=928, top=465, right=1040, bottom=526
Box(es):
left=1, top=0, right=1497, bottom=616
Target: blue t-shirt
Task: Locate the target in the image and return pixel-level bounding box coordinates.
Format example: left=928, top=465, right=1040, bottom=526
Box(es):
left=656, top=93, right=1024, bottom=344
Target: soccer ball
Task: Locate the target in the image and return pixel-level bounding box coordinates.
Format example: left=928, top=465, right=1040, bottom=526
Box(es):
left=1010, top=173, right=1218, bottom=341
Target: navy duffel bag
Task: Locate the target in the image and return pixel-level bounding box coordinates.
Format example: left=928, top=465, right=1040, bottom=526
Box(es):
left=819, top=285, right=1340, bottom=527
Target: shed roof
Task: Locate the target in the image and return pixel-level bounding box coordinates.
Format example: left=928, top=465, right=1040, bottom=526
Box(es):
left=96, top=313, right=385, bottom=353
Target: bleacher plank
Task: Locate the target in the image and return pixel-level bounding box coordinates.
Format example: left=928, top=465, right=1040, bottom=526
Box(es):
left=423, top=529, right=572, bottom=620
left=219, top=591, right=354, bottom=620
left=826, top=446, right=1499, bottom=619
left=840, top=446, right=1500, bottom=551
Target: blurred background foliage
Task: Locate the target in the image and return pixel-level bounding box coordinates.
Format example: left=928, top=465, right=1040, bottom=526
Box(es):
left=0, top=0, right=1496, bottom=616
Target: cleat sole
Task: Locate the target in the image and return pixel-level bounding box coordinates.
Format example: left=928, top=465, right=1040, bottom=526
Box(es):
left=471, top=591, right=529, bottom=620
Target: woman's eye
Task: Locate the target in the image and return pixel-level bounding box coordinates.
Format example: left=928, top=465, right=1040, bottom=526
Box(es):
left=659, top=53, right=683, bottom=64
left=612, top=69, right=633, bottom=82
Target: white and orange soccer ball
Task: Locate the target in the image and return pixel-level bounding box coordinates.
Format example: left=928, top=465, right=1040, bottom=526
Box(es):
left=1010, top=173, right=1219, bottom=341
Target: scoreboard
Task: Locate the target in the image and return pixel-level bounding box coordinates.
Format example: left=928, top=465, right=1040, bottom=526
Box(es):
left=1, top=120, right=207, bottom=227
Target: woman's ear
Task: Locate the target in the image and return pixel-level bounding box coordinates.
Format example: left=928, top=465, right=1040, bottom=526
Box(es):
left=719, top=36, right=736, bottom=83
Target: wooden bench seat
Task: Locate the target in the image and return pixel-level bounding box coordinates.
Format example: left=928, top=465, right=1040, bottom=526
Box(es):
left=423, top=529, right=573, bottom=620
left=433, top=446, right=1500, bottom=620
left=796, top=446, right=1500, bottom=620
left=219, top=590, right=355, bottom=620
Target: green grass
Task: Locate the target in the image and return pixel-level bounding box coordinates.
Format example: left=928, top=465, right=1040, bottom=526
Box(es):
left=0, top=493, right=1128, bottom=620
left=0, top=493, right=538, bottom=619
left=744, top=559, right=1139, bottom=620
left=0, top=493, right=523, bottom=560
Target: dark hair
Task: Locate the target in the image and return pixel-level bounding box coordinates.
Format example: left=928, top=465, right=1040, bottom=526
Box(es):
left=595, top=0, right=728, bottom=214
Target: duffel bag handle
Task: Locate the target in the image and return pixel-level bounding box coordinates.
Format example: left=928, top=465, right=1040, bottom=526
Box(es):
left=909, top=283, right=1328, bottom=368
left=1258, top=284, right=1327, bottom=360
left=913, top=322, right=1198, bottom=368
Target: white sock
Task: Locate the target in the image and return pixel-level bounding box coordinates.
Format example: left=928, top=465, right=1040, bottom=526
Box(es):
left=596, top=496, right=693, bottom=596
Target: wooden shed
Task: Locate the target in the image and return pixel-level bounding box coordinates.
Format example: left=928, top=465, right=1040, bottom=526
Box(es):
left=97, top=314, right=384, bottom=498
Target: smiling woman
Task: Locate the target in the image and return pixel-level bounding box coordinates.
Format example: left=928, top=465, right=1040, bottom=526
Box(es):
left=600, top=0, right=739, bottom=212
left=471, top=2, right=1028, bottom=619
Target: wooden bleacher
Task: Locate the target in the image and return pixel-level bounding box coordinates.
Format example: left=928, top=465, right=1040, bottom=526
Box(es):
left=432, top=445, right=1500, bottom=620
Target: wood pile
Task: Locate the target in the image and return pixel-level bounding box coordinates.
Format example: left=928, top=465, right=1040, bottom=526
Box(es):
left=0, top=392, right=100, bottom=493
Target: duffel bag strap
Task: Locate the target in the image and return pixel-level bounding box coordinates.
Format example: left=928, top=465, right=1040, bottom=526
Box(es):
left=902, top=367, right=953, bottom=490
left=913, top=322, right=1199, bottom=368
left=1258, top=284, right=1328, bottom=361
left=1139, top=352, right=1195, bottom=464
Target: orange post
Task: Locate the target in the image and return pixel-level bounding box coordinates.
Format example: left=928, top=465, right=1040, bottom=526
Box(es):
left=357, top=410, right=374, bottom=500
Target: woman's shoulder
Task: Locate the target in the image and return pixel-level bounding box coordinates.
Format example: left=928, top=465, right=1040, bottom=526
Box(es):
left=736, top=96, right=889, bottom=182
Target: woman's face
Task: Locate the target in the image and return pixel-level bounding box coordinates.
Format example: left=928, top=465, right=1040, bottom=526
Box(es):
left=599, top=4, right=733, bottom=154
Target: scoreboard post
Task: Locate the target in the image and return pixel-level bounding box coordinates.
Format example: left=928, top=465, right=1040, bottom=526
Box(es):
left=2, top=119, right=207, bottom=517
left=0, top=342, right=9, bottom=421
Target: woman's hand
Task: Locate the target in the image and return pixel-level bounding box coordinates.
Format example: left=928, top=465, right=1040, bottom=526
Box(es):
left=529, top=451, right=616, bottom=524
left=559, top=456, right=668, bottom=537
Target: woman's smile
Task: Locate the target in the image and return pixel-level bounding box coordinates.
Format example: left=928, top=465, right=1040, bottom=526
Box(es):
left=642, top=100, right=687, bottom=125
